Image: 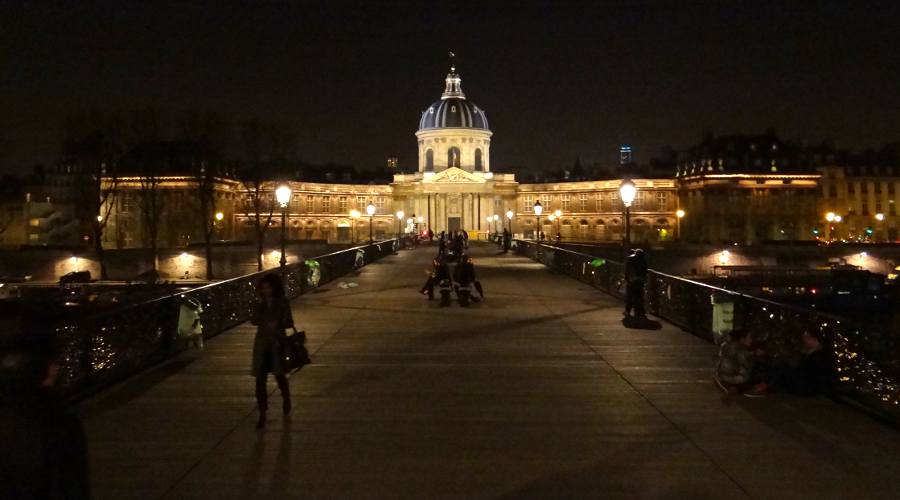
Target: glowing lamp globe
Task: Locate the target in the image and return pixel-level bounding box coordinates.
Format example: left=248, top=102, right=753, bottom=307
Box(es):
left=619, top=179, right=636, bottom=207
left=366, top=203, right=376, bottom=216
left=275, top=185, right=292, bottom=206
left=533, top=201, right=543, bottom=216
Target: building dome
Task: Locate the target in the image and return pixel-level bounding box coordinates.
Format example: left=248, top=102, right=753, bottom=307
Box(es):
left=418, top=66, right=489, bottom=131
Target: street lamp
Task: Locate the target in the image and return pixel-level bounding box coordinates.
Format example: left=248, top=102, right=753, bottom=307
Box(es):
left=533, top=200, right=543, bottom=241
left=366, top=202, right=376, bottom=243
left=275, top=184, right=292, bottom=273
left=396, top=210, right=405, bottom=240
left=553, top=209, right=562, bottom=240
left=619, top=179, right=636, bottom=247
left=506, top=209, right=514, bottom=235
left=349, top=209, right=361, bottom=244
left=493, top=214, right=500, bottom=235
left=876, top=213, right=885, bottom=242
left=485, top=216, right=493, bottom=237
left=675, top=209, right=685, bottom=241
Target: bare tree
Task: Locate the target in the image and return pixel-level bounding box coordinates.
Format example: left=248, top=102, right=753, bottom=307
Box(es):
left=237, top=119, right=298, bottom=271
left=135, top=150, right=165, bottom=272
left=64, top=110, right=123, bottom=280
left=177, top=110, right=231, bottom=279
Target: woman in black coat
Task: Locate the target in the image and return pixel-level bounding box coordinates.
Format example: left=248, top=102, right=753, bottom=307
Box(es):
left=250, top=274, right=294, bottom=428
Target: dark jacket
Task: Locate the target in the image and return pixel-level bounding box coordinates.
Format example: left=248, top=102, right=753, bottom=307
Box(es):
left=1, top=388, right=90, bottom=499
left=250, top=297, right=294, bottom=377
left=790, top=348, right=834, bottom=395
left=716, top=341, right=754, bottom=385
left=454, top=261, right=476, bottom=286
left=625, top=252, right=648, bottom=282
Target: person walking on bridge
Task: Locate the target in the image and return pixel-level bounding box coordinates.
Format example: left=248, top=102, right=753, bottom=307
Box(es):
left=624, top=249, right=647, bottom=319
left=251, top=274, right=294, bottom=429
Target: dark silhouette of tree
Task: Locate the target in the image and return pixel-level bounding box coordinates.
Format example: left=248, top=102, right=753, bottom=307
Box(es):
left=237, top=119, right=298, bottom=271
left=63, top=109, right=124, bottom=280
left=177, top=110, right=231, bottom=279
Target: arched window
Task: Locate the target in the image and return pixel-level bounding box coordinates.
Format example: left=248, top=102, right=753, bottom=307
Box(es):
left=425, top=149, right=434, bottom=171
left=448, top=147, right=461, bottom=168
left=474, top=148, right=483, bottom=170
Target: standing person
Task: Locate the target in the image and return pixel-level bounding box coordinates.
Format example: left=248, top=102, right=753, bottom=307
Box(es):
left=1, top=319, right=90, bottom=499
left=250, top=274, right=294, bottom=429
left=502, top=228, right=511, bottom=253
left=624, top=248, right=648, bottom=319
left=427, top=228, right=434, bottom=242
left=461, top=229, right=469, bottom=249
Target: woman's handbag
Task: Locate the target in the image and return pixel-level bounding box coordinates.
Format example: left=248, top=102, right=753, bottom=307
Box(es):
left=283, top=327, right=312, bottom=371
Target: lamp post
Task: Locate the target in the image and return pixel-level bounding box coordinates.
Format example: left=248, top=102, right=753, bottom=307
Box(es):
left=485, top=216, right=493, bottom=238
left=493, top=214, right=500, bottom=236
left=876, top=213, right=885, bottom=242
left=506, top=209, right=513, bottom=235
left=553, top=209, right=562, bottom=241
left=275, top=184, right=292, bottom=274
left=366, top=202, right=376, bottom=243
left=619, top=179, right=636, bottom=248
left=533, top=200, right=543, bottom=241
left=395, top=210, right=405, bottom=243
left=675, top=209, right=685, bottom=241
left=350, top=209, right=360, bottom=244
left=825, top=212, right=835, bottom=242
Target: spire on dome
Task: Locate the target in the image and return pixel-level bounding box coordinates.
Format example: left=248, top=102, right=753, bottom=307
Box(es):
left=442, top=51, right=465, bottom=99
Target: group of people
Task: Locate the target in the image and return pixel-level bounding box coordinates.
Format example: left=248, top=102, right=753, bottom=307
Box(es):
left=715, top=328, right=834, bottom=397
left=436, top=229, right=468, bottom=259
left=420, top=251, right=485, bottom=307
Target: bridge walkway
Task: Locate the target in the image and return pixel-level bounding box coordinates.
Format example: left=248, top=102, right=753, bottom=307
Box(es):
left=80, top=244, right=900, bottom=499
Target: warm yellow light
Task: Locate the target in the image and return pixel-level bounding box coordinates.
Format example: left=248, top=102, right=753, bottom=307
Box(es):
left=493, top=214, right=500, bottom=221
left=548, top=214, right=556, bottom=221
left=214, top=211, right=224, bottom=221
left=619, top=179, right=636, bottom=206
left=366, top=203, right=376, bottom=216
left=486, top=216, right=492, bottom=222
left=875, top=213, right=885, bottom=221
left=676, top=209, right=685, bottom=219
left=718, top=250, right=730, bottom=265
left=825, top=212, right=835, bottom=222
left=275, top=184, right=292, bottom=206
left=396, top=210, right=405, bottom=220
left=834, top=215, right=842, bottom=222
left=96, top=215, right=103, bottom=222
left=533, top=200, right=543, bottom=216
left=506, top=210, right=514, bottom=220
left=350, top=209, right=361, bottom=219
left=553, top=209, right=562, bottom=218
left=417, top=216, right=424, bottom=223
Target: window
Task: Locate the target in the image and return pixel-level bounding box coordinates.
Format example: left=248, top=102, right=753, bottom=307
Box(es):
left=875, top=183, right=882, bottom=194
left=425, top=149, right=434, bottom=170
left=357, top=196, right=366, bottom=208
left=889, top=183, right=896, bottom=195
left=29, top=218, right=40, bottom=227
left=596, top=192, right=602, bottom=211
left=861, top=197, right=870, bottom=216
left=579, top=193, right=588, bottom=211
left=474, top=148, right=483, bottom=170
left=523, top=195, right=533, bottom=213
left=890, top=203, right=897, bottom=216
left=306, top=195, right=314, bottom=212
left=447, top=147, right=461, bottom=168
left=121, top=192, right=136, bottom=212
left=848, top=182, right=856, bottom=195
left=376, top=196, right=385, bottom=212
left=561, top=194, right=571, bottom=211
left=322, top=196, right=330, bottom=213
left=339, top=196, right=348, bottom=212
left=542, top=194, right=552, bottom=208
left=656, top=192, right=668, bottom=210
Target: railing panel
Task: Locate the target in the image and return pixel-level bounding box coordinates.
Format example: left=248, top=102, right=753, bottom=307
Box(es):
left=514, top=239, right=900, bottom=421
left=54, top=240, right=397, bottom=402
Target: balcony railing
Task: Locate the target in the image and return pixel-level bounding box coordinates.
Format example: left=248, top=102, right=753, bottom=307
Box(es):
left=55, top=239, right=398, bottom=402
left=513, top=239, right=900, bottom=422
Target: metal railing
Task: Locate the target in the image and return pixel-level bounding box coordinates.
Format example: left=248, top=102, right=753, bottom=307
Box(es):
left=56, top=240, right=398, bottom=401
left=513, top=239, right=900, bottom=421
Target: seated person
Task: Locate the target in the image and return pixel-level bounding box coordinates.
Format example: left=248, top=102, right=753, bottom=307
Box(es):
left=745, top=330, right=834, bottom=397
left=714, top=329, right=755, bottom=394
left=420, top=257, right=450, bottom=300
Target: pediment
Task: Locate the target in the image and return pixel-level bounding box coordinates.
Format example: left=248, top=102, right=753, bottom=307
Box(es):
left=425, top=167, right=486, bottom=184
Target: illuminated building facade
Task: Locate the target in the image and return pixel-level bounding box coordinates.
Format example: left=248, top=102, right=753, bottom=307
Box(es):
left=676, top=133, right=820, bottom=243
left=817, top=160, right=900, bottom=242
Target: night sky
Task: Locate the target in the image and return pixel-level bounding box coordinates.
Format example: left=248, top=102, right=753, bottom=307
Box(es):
left=1, top=1, right=899, bottom=175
